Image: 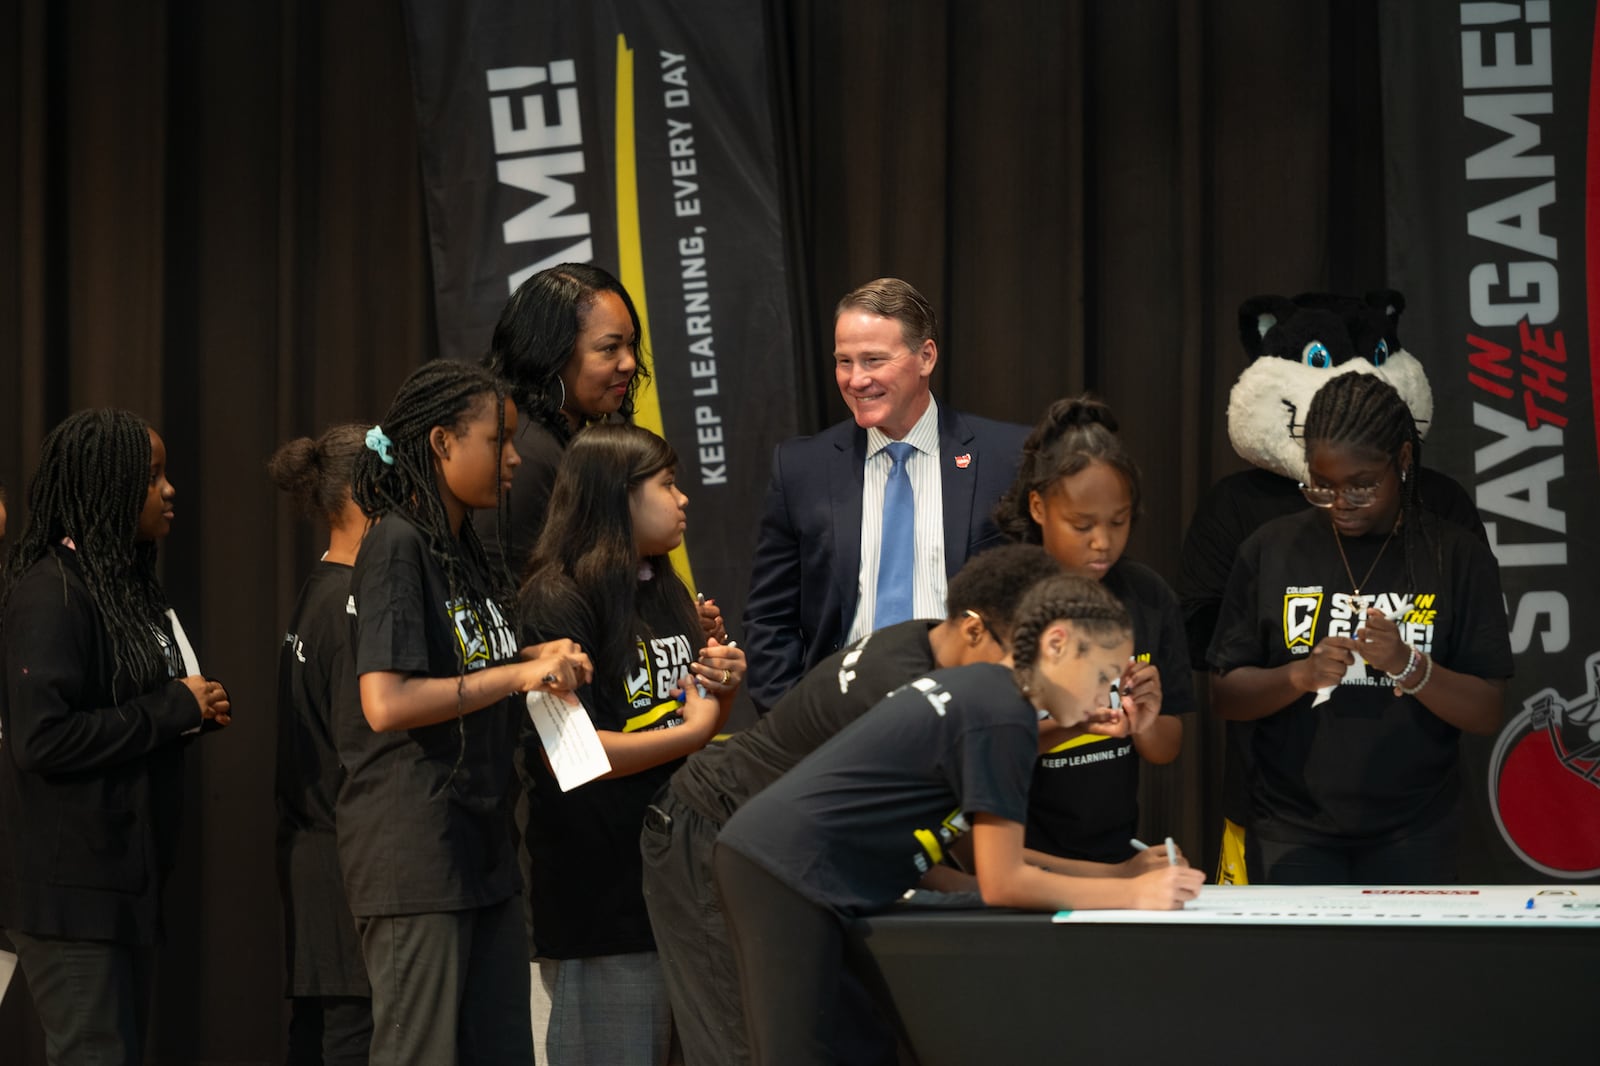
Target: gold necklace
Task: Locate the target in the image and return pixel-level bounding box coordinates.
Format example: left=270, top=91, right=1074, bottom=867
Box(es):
left=1331, top=520, right=1398, bottom=595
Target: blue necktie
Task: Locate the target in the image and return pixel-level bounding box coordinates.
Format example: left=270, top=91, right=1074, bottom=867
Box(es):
left=874, top=441, right=916, bottom=629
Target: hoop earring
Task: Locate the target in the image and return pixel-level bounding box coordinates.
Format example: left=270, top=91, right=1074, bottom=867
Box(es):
left=554, top=377, right=567, bottom=411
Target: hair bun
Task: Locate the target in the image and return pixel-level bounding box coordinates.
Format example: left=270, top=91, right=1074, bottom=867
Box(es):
left=1048, top=394, right=1119, bottom=434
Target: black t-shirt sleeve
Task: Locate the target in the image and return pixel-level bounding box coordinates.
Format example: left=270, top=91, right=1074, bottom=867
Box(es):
left=1206, top=538, right=1265, bottom=675
left=351, top=523, right=430, bottom=677
left=1444, top=532, right=1515, bottom=680
left=953, top=721, right=1035, bottom=825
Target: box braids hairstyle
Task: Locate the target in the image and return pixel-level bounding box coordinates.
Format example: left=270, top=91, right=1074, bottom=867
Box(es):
left=1, top=409, right=172, bottom=698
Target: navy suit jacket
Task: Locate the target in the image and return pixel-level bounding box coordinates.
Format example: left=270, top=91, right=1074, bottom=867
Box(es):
left=741, top=405, right=1029, bottom=710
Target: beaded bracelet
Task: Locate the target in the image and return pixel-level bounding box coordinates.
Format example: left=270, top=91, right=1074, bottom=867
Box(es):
left=1384, top=644, right=1420, bottom=683
left=1396, top=652, right=1433, bottom=696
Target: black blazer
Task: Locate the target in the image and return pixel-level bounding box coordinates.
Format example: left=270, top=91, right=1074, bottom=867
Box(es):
left=742, top=405, right=1028, bottom=710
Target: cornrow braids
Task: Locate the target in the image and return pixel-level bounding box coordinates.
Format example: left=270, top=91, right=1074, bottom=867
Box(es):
left=2, top=409, right=171, bottom=696
left=994, top=394, right=1143, bottom=542
left=352, top=359, right=515, bottom=627
left=267, top=423, right=367, bottom=523
left=1303, top=373, right=1436, bottom=587
left=1008, top=574, right=1131, bottom=695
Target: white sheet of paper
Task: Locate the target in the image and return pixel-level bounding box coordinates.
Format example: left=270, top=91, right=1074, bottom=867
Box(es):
left=1311, top=654, right=1369, bottom=707
left=167, top=609, right=205, bottom=735
left=0, top=948, right=16, bottom=1006
left=526, top=691, right=611, bottom=791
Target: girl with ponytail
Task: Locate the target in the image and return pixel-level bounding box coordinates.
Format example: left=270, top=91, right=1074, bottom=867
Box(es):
left=714, top=573, right=1204, bottom=1066
left=267, top=424, right=372, bottom=1061
left=994, top=394, right=1194, bottom=864
left=339, top=359, right=591, bottom=1064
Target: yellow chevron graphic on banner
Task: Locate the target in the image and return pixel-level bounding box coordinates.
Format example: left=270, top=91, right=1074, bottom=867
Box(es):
left=615, top=34, right=697, bottom=592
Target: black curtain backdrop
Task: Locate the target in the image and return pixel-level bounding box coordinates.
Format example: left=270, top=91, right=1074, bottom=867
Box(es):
left=0, top=2, right=1385, bottom=1061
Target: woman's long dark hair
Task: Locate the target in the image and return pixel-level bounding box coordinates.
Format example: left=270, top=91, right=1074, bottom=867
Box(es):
left=2, top=409, right=171, bottom=694
left=519, top=423, right=698, bottom=716
left=1303, top=373, right=1436, bottom=587
left=994, top=394, right=1143, bottom=542
left=484, top=263, right=651, bottom=444
left=352, top=359, right=513, bottom=613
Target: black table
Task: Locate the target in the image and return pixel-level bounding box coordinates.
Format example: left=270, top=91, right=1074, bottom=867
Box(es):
left=853, top=905, right=1597, bottom=1065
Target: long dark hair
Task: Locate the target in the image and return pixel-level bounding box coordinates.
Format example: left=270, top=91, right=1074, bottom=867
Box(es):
left=484, top=263, right=651, bottom=444
left=268, top=423, right=367, bottom=524
left=994, top=394, right=1143, bottom=542
left=519, top=423, right=699, bottom=716
left=2, top=409, right=171, bottom=693
left=1302, top=373, right=1436, bottom=586
left=352, top=359, right=513, bottom=613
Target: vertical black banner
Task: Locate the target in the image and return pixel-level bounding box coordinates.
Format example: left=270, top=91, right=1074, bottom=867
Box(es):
left=401, top=0, right=801, bottom=645
left=1382, top=0, right=1600, bottom=880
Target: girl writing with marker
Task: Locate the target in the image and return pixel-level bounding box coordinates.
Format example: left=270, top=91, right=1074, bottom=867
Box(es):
left=518, top=422, right=743, bottom=1066
left=713, top=574, right=1205, bottom=1066
left=994, top=395, right=1193, bottom=863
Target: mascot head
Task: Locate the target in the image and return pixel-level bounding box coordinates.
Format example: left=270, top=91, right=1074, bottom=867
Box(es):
left=1227, top=290, right=1434, bottom=481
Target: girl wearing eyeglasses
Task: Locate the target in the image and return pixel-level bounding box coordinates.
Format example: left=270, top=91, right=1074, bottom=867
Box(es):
left=1207, top=373, right=1512, bottom=884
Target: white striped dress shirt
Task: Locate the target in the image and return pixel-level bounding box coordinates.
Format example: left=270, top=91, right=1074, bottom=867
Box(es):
left=846, top=398, right=947, bottom=642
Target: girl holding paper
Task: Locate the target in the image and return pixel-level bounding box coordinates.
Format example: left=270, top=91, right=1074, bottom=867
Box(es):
left=0, top=409, right=231, bottom=1065
left=518, top=422, right=742, bottom=1066
left=341, top=360, right=589, bottom=1064
left=1207, top=373, right=1512, bottom=883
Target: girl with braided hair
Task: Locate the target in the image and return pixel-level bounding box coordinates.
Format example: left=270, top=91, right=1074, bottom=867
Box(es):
left=713, top=573, right=1205, bottom=1066
left=339, top=359, right=591, bottom=1064
left=1, top=409, right=231, bottom=1064
left=994, top=394, right=1193, bottom=864
left=267, top=423, right=372, bottom=1064
left=1209, top=373, right=1512, bottom=883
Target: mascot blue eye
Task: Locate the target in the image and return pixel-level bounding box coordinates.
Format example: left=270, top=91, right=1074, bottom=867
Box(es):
left=1301, top=341, right=1332, bottom=369
left=1371, top=338, right=1390, bottom=367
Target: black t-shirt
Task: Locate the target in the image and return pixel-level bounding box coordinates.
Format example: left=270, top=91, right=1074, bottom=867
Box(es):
left=1026, top=559, right=1194, bottom=863
left=472, top=415, right=565, bottom=582
left=522, top=590, right=700, bottom=959
left=669, top=620, right=939, bottom=826
left=718, top=662, right=1038, bottom=914
left=1180, top=465, right=1483, bottom=671
left=1207, top=508, right=1513, bottom=843
left=339, top=513, right=522, bottom=916
left=276, top=559, right=368, bottom=995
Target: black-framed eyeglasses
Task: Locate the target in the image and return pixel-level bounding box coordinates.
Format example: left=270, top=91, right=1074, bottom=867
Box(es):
left=1298, top=481, right=1380, bottom=508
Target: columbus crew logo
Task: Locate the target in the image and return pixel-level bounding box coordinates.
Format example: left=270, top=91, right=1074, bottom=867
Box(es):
left=1489, top=650, right=1600, bottom=879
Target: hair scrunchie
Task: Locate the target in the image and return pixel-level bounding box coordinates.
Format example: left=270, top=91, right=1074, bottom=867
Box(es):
left=364, top=425, right=394, bottom=465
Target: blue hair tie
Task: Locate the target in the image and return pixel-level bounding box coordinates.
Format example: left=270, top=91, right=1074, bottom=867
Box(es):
left=364, top=425, right=394, bottom=465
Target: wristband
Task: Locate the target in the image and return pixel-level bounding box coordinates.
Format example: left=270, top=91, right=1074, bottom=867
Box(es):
left=1396, top=652, right=1433, bottom=696
left=1384, top=644, right=1420, bottom=683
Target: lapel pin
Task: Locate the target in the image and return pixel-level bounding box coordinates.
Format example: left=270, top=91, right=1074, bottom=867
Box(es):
left=953, top=453, right=972, bottom=469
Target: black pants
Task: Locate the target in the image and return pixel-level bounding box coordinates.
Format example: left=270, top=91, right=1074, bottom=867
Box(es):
left=6, top=929, right=153, bottom=1066
left=713, top=844, right=849, bottom=1066
left=287, top=995, right=373, bottom=1066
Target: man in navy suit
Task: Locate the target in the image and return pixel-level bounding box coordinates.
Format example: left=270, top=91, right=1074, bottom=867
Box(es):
left=742, top=278, right=1029, bottom=709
